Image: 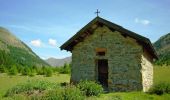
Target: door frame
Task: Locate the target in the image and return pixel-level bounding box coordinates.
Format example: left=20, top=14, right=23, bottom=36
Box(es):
left=96, top=59, right=108, bottom=87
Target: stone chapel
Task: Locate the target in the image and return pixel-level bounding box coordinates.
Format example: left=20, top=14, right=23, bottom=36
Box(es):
left=60, top=17, right=158, bottom=92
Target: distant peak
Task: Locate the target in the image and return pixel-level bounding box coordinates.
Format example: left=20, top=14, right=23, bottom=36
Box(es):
left=159, top=33, right=170, bottom=40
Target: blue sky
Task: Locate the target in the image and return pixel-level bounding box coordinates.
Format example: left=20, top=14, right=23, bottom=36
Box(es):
left=0, top=0, right=170, bottom=59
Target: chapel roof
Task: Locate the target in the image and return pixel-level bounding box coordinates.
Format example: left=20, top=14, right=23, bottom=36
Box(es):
left=60, top=17, right=158, bottom=59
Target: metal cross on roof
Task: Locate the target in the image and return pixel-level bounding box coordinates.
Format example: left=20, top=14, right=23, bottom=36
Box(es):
left=95, top=9, right=100, bottom=17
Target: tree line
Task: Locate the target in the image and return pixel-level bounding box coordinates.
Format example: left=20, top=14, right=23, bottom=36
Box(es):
left=0, top=63, right=71, bottom=77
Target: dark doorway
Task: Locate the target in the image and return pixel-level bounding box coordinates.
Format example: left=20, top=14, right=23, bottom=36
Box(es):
left=98, top=59, right=108, bottom=87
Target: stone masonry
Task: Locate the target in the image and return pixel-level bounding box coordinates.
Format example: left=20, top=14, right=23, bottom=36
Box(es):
left=71, top=25, right=153, bottom=92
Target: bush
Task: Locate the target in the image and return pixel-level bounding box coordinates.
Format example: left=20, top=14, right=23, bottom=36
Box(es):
left=60, top=82, right=69, bottom=86
left=59, top=63, right=70, bottom=74
left=149, top=82, right=170, bottom=95
left=5, top=80, right=58, bottom=97
left=36, top=67, right=44, bottom=75
left=42, top=89, right=64, bottom=100
left=16, top=65, right=23, bottom=73
left=29, top=69, right=36, bottom=77
left=43, top=85, right=85, bottom=100
left=54, top=67, right=61, bottom=73
left=21, top=67, right=37, bottom=76
left=44, top=67, right=53, bottom=77
left=0, top=64, right=5, bottom=73
left=64, top=85, right=85, bottom=100
left=77, top=80, right=103, bottom=96
left=21, top=67, right=31, bottom=76
left=8, top=65, right=18, bottom=75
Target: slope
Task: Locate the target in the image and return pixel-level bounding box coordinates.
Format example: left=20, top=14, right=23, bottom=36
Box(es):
left=0, top=27, right=49, bottom=67
left=153, top=33, right=170, bottom=65
left=45, top=57, right=71, bottom=67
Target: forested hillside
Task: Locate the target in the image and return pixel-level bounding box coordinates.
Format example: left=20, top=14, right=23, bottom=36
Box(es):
left=0, top=27, right=49, bottom=69
left=154, top=33, right=170, bottom=65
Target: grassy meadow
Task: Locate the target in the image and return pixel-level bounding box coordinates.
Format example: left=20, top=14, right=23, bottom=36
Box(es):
left=0, top=66, right=170, bottom=100
left=0, top=73, right=70, bottom=98
left=154, top=66, right=170, bottom=84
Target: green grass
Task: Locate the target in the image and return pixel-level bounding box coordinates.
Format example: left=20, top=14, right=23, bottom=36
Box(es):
left=88, top=92, right=170, bottom=100
left=0, top=66, right=170, bottom=100
left=154, top=66, right=170, bottom=84
left=0, top=73, right=70, bottom=98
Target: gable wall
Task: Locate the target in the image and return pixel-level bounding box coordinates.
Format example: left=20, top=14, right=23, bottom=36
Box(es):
left=71, top=25, right=148, bottom=91
left=141, top=48, right=153, bottom=92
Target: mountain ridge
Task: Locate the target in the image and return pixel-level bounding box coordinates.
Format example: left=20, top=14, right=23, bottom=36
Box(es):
left=153, top=33, right=170, bottom=65
left=45, top=57, right=71, bottom=67
left=0, top=27, right=49, bottom=67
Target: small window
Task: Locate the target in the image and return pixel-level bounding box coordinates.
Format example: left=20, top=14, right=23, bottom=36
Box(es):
left=96, top=48, right=106, bottom=56
left=97, top=51, right=105, bottom=56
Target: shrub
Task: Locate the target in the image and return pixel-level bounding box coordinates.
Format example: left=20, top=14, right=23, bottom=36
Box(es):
left=60, top=82, right=69, bottom=86
left=59, top=63, right=70, bottom=74
left=149, top=82, right=170, bottom=95
left=0, top=64, right=5, bottom=73
left=5, top=80, right=58, bottom=97
left=16, top=65, right=23, bottom=73
left=43, top=85, right=85, bottom=100
left=8, top=65, right=18, bottom=75
left=29, top=69, right=36, bottom=77
left=36, top=67, right=44, bottom=75
left=54, top=67, right=61, bottom=72
left=42, top=89, right=64, bottom=100
left=10, top=94, right=28, bottom=100
left=64, top=85, right=85, bottom=100
left=44, top=67, right=53, bottom=77
left=21, top=67, right=37, bottom=76
left=77, top=80, right=103, bottom=96
left=21, top=67, right=31, bottom=76
left=36, top=66, right=54, bottom=76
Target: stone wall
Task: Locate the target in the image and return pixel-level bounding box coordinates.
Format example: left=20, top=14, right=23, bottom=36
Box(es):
left=71, top=25, right=152, bottom=91
left=141, top=49, right=153, bottom=92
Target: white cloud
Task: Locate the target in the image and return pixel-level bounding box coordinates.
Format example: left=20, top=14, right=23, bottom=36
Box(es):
left=30, top=39, right=42, bottom=47
left=29, top=38, right=58, bottom=48
left=135, top=18, right=150, bottom=25
left=48, top=38, right=57, bottom=46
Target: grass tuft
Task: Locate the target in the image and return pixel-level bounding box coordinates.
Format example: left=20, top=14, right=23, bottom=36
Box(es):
left=5, top=80, right=59, bottom=97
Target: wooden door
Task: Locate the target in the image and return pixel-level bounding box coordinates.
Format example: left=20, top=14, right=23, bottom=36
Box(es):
left=98, top=59, right=108, bottom=87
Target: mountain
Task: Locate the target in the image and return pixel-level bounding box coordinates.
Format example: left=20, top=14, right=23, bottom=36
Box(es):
left=46, top=57, right=71, bottom=67
left=0, top=27, right=49, bottom=67
left=153, top=33, right=170, bottom=65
